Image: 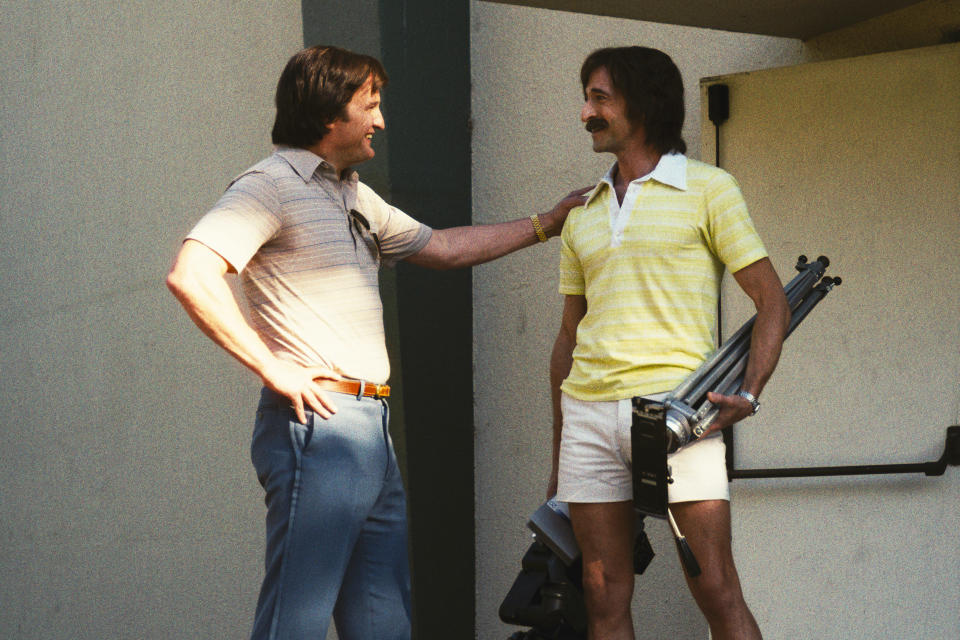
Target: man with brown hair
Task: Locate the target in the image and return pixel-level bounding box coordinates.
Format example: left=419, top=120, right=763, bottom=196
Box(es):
left=549, top=46, right=790, bottom=639
left=167, top=45, right=586, bottom=640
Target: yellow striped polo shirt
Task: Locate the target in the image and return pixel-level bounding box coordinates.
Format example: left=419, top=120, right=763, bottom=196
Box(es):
left=559, top=154, right=768, bottom=401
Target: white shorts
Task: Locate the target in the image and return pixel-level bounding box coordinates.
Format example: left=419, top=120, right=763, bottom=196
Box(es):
left=557, top=393, right=730, bottom=504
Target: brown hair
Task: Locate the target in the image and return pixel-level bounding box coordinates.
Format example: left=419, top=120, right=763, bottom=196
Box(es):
left=271, top=45, right=388, bottom=148
left=580, top=47, right=686, bottom=155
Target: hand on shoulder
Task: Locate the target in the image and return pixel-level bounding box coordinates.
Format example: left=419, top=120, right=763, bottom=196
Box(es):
left=540, top=186, right=593, bottom=237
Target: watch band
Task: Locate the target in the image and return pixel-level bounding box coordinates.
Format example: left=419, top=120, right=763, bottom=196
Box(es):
left=737, top=390, right=760, bottom=415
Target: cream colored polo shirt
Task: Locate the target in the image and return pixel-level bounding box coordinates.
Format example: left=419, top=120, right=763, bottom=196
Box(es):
left=187, top=147, right=432, bottom=384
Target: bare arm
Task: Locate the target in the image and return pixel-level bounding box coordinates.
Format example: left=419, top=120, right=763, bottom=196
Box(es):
left=547, top=294, right=587, bottom=497
left=166, top=239, right=340, bottom=423
left=404, top=187, right=591, bottom=270
left=704, top=257, right=790, bottom=435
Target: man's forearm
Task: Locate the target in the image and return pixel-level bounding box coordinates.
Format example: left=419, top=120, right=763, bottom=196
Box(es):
left=740, top=302, right=789, bottom=398
left=732, top=258, right=791, bottom=399
left=703, top=258, right=791, bottom=434
left=405, top=187, right=590, bottom=270
left=549, top=330, right=575, bottom=471
left=407, top=207, right=564, bottom=271
left=548, top=295, right=586, bottom=491
left=166, top=252, right=278, bottom=380
left=411, top=216, right=545, bottom=270
left=167, top=241, right=340, bottom=422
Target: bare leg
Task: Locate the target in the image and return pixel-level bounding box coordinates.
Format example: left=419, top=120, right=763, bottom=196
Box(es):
left=670, top=500, right=762, bottom=640
left=568, top=501, right=636, bottom=640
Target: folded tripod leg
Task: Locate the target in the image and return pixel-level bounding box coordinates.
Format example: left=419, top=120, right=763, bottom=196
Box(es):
left=664, top=256, right=839, bottom=448
left=669, top=256, right=829, bottom=410
left=693, top=275, right=841, bottom=431
left=633, top=255, right=841, bottom=517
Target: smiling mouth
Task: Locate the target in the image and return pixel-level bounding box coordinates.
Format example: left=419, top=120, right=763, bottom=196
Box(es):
left=585, top=118, right=608, bottom=133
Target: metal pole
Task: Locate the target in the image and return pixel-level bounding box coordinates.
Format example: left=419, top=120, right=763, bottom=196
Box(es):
left=670, top=256, right=828, bottom=405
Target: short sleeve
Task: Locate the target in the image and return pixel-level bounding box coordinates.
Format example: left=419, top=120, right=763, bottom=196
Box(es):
left=704, top=171, right=768, bottom=273
left=355, top=183, right=432, bottom=266
left=558, top=215, right=585, bottom=295
left=186, top=171, right=282, bottom=272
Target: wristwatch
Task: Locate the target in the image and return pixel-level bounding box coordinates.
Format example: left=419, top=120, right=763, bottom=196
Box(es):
left=737, top=390, right=760, bottom=415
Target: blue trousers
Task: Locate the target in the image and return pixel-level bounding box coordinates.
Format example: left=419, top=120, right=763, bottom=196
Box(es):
left=249, top=387, right=411, bottom=640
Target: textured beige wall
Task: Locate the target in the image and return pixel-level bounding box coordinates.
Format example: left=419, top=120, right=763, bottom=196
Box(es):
left=470, top=2, right=804, bottom=637
left=0, top=2, right=302, bottom=637
left=702, top=43, right=960, bottom=639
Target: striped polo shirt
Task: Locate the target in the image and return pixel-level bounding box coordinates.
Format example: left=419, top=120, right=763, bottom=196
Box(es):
left=559, top=153, right=767, bottom=401
left=187, top=147, right=432, bottom=383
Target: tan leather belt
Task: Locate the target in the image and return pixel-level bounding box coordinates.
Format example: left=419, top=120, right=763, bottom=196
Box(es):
left=314, top=379, right=390, bottom=398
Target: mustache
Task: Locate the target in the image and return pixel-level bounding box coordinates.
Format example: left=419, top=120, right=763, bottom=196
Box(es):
left=585, top=118, right=608, bottom=133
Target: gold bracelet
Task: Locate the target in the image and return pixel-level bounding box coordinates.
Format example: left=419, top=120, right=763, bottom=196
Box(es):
left=530, top=214, right=548, bottom=243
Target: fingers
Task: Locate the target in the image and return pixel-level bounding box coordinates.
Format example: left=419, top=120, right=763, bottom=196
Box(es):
left=289, top=390, right=327, bottom=424
left=562, top=187, right=592, bottom=207
left=707, top=391, right=747, bottom=411
left=301, top=386, right=336, bottom=420
left=706, top=391, right=727, bottom=406
left=287, top=370, right=342, bottom=423
left=312, top=388, right=338, bottom=418
left=263, top=359, right=346, bottom=423
left=291, top=396, right=308, bottom=425
left=289, top=387, right=336, bottom=423
left=543, top=188, right=592, bottom=237
left=703, top=392, right=752, bottom=434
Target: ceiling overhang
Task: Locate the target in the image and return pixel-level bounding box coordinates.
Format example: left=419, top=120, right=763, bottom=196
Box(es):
left=480, top=0, right=925, bottom=40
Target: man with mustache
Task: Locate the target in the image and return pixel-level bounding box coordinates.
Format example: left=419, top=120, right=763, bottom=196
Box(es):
left=549, top=47, right=790, bottom=639
left=167, top=45, right=587, bottom=640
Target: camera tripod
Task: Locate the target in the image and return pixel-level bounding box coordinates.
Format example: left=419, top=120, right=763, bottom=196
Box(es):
left=632, top=255, right=839, bottom=521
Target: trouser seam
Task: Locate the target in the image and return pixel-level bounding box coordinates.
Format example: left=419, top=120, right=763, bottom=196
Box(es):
left=267, top=422, right=304, bottom=640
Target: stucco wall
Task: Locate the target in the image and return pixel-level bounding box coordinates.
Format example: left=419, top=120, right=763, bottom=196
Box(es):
left=0, top=2, right=302, bottom=637
left=469, top=2, right=804, bottom=637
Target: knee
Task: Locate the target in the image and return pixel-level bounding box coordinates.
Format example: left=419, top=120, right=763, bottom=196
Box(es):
left=581, top=563, right=633, bottom=616
left=690, top=571, right=747, bottom=621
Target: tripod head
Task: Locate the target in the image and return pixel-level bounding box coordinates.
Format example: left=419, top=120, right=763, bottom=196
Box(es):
left=499, top=498, right=654, bottom=639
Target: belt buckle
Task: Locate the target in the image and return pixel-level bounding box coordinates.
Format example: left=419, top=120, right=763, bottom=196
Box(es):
left=372, top=383, right=388, bottom=398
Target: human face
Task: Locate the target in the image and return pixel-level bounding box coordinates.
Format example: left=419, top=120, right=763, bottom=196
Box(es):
left=322, top=75, right=385, bottom=171
left=580, top=66, right=641, bottom=155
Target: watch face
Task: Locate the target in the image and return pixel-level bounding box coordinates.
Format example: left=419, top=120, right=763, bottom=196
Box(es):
left=738, top=391, right=759, bottom=414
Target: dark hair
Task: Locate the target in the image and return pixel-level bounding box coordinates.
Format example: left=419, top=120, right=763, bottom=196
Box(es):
left=580, top=46, right=686, bottom=155
left=271, top=45, right=388, bottom=148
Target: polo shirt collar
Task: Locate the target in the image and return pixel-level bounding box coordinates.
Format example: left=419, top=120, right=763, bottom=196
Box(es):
left=586, top=152, right=688, bottom=205
left=275, top=146, right=359, bottom=185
